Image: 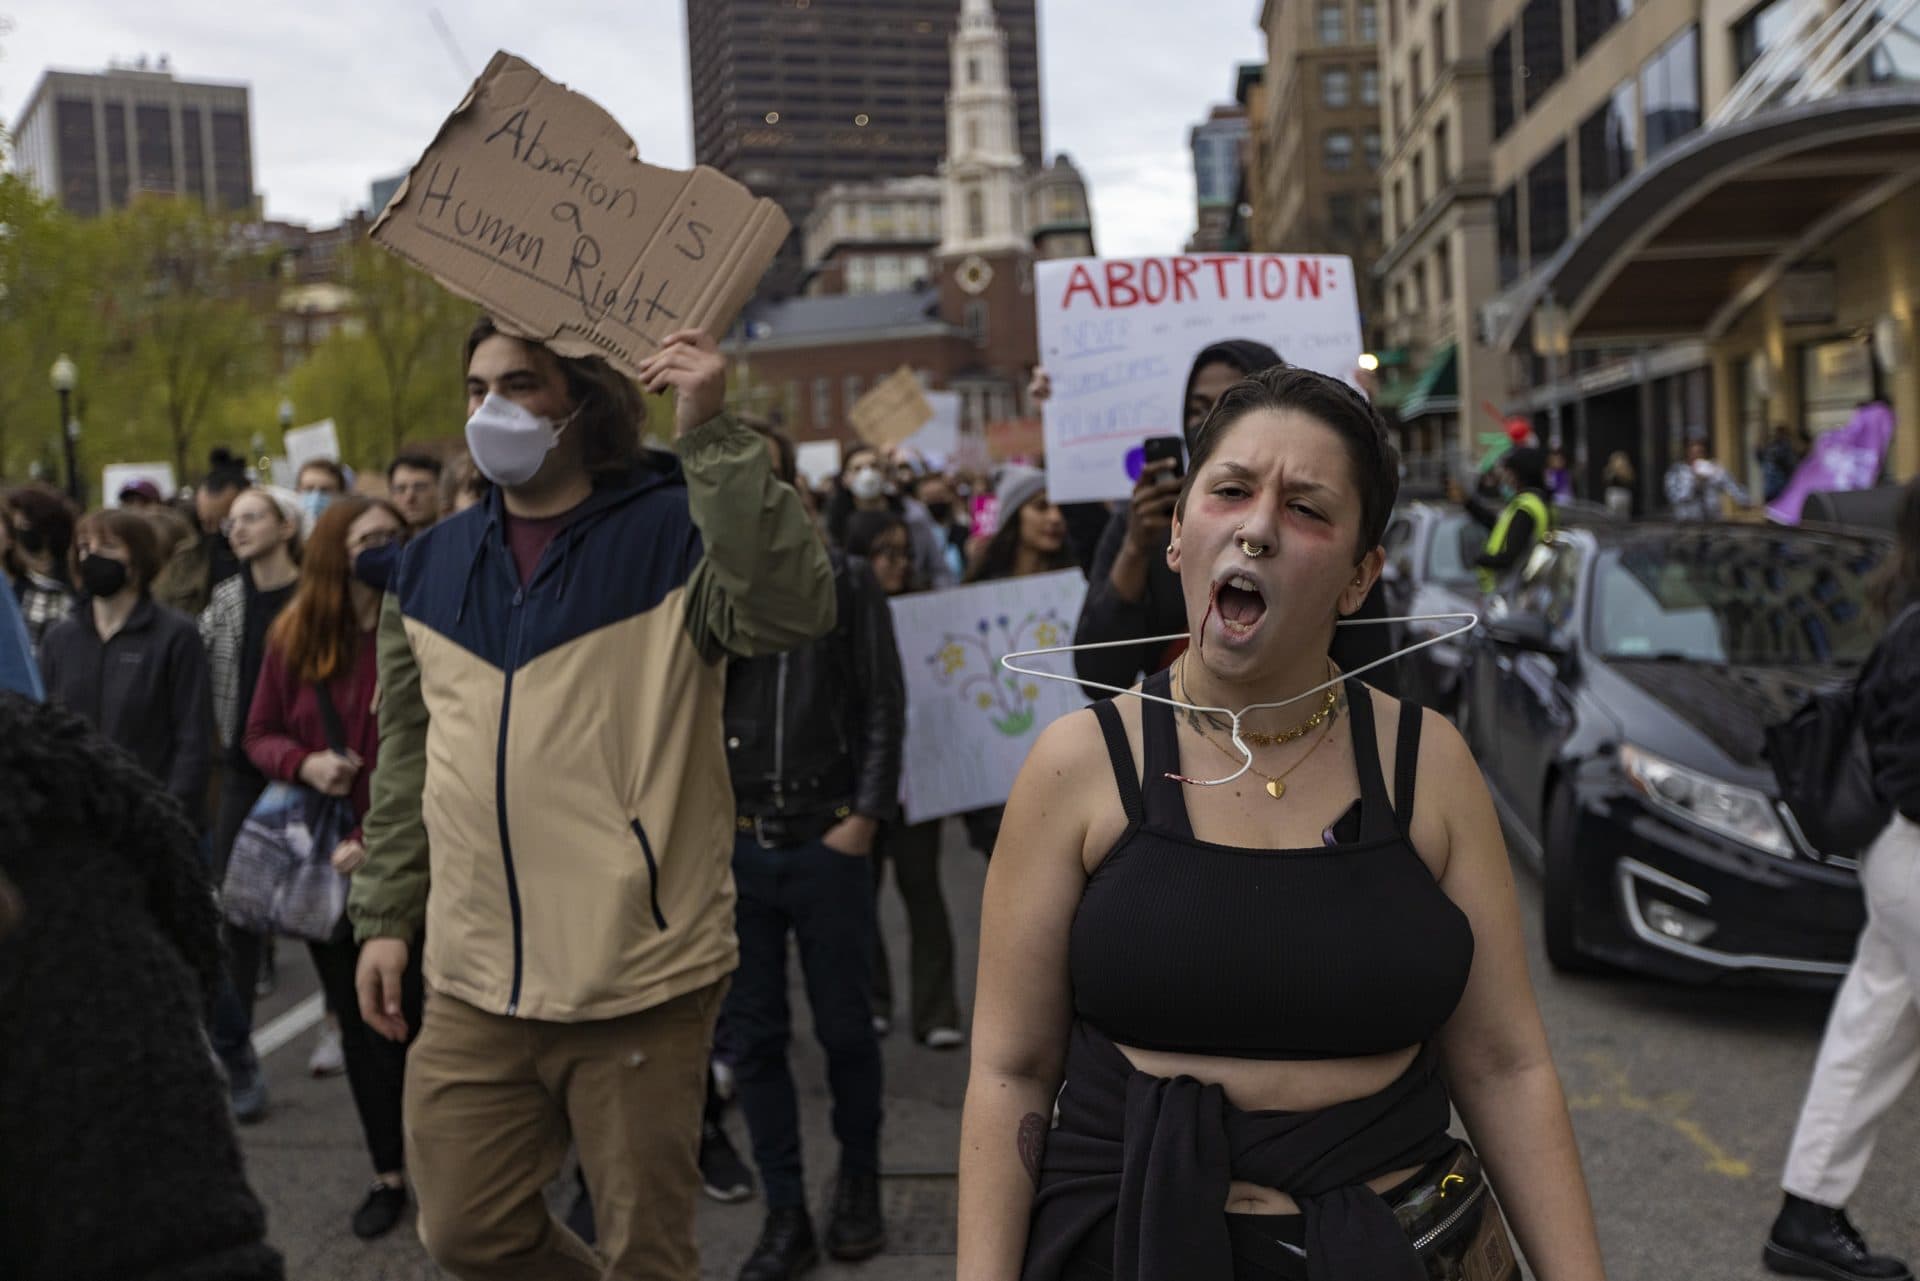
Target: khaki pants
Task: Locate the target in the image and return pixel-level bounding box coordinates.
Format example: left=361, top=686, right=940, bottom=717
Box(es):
left=405, top=979, right=725, bottom=1281
left=1782, top=816, right=1920, bottom=1206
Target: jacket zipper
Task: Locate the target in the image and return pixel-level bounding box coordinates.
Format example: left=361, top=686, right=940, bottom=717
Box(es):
left=496, top=585, right=529, bottom=1015
left=771, top=653, right=788, bottom=809
left=629, top=819, right=669, bottom=929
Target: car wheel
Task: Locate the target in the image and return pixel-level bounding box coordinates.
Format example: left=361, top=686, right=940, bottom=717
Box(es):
left=1543, top=783, right=1604, bottom=975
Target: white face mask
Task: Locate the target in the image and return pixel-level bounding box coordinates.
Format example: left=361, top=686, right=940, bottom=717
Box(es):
left=848, top=466, right=887, bottom=502
left=465, top=392, right=575, bottom=487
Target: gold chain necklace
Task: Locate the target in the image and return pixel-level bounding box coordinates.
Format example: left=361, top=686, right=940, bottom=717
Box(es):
left=1175, top=656, right=1339, bottom=746
left=1190, top=705, right=1337, bottom=800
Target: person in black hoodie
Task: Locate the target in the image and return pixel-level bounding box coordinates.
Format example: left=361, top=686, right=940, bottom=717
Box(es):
left=1765, top=476, right=1920, bottom=1281
left=724, top=424, right=907, bottom=1281
left=39, top=507, right=212, bottom=822
left=0, top=690, right=284, bottom=1281
left=1067, top=341, right=1398, bottom=697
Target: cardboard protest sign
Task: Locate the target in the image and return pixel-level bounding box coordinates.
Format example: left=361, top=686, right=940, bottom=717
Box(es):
left=102, top=462, right=177, bottom=506
left=902, top=389, right=962, bottom=464
left=1034, top=254, right=1364, bottom=503
left=986, top=417, right=1044, bottom=462
left=372, top=51, right=789, bottom=381
left=890, top=571, right=1086, bottom=822
left=282, top=419, right=341, bottom=470
left=848, top=366, right=934, bottom=448
left=795, top=440, right=844, bottom=488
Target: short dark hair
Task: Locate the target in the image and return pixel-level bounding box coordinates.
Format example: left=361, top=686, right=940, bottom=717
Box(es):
left=5, top=482, right=80, bottom=569
left=1504, top=446, right=1548, bottom=493
left=387, top=452, right=443, bottom=484
left=845, top=509, right=909, bottom=560
left=742, top=418, right=797, bottom=487
left=1179, top=365, right=1399, bottom=560
left=73, top=508, right=163, bottom=593
left=202, top=447, right=249, bottom=493
left=464, top=316, right=647, bottom=479
left=297, top=458, right=348, bottom=491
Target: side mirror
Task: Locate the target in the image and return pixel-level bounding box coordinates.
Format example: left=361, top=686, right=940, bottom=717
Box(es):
left=1484, top=612, right=1563, bottom=654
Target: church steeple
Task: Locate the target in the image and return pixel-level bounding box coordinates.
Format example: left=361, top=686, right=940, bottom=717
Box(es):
left=939, top=0, right=1025, bottom=257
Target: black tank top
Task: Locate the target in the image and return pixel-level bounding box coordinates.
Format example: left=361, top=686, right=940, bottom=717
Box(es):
left=1068, top=670, right=1474, bottom=1060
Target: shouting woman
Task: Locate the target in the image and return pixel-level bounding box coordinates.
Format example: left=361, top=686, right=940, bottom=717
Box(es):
left=959, top=367, right=1605, bottom=1281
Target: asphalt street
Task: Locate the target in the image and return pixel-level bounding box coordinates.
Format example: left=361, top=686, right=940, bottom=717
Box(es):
left=239, top=817, right=1920, bottom=1280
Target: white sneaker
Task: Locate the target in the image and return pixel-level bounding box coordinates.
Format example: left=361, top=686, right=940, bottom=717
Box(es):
left=923, top=1027, right=965, bottom=1050
left=309, top=1017, right=346, bottom=1078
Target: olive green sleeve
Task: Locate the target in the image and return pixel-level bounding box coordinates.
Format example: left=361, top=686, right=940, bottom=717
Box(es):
left=679, top=411, right=837, bottom=660
left=349, top=592, right=430, bottom=942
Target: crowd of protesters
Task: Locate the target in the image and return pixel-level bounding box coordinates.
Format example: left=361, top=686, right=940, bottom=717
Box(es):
left=2, top=297, right=1914, bottom=1281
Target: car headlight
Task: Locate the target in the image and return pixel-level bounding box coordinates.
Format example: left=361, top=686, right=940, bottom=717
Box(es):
left=1620, top=744, right=1796, bottom=860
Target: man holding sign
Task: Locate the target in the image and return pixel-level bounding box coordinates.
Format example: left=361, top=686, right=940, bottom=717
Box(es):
left=349, top=317, right=834, bottom=1280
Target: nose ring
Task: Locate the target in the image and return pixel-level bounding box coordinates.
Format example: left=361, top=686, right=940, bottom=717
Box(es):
left=1239, top=538, right=1268, bottom=558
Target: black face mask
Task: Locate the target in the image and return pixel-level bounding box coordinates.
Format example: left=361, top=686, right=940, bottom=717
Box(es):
left=351, top=541, right=400, bottom=593
left=79, top=553, right=130, bottom=599
left=925, top=501, right=954, bottom=524
left=13, top=526, right=47, bottom=556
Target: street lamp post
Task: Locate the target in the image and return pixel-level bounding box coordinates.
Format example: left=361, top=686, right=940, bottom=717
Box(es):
left=50, top=355, right=80, bottom=506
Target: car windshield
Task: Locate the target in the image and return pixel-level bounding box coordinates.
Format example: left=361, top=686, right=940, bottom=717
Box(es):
left=1591, top=531, right=1887, bottom=666
left=1426, top=511, right=1479, bottom=588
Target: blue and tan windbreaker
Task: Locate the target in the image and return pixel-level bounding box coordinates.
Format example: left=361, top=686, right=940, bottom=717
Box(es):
left=348, top=414, right=836, bottom=1022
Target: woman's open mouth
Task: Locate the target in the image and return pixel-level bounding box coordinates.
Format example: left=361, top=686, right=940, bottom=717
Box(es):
left=1211, top=572, right=1268, bottom=641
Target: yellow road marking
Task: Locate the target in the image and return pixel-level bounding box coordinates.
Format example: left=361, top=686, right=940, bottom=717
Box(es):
left=1566, top=1051, right=1753, bottom=1179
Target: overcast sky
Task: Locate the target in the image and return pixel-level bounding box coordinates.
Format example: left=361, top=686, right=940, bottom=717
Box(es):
left=0, top=0, right=1265, bottom=256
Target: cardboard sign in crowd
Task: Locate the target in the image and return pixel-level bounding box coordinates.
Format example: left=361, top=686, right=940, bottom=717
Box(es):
left=373, top=52, right=789, bottom=381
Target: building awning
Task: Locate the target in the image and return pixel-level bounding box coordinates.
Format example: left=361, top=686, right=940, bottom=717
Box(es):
left=1397, top=343, right=1459, bottom=421
left=1487, top=89, right=1920, bottom=352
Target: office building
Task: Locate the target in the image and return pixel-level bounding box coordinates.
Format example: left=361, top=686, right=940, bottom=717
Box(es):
left=686, top=0, right=1042, bottom=296
left=1251, top=0, right=1389, bottom=345
left=11, top=59, right=256, bottom=217
left=1443, top=0, right=1920, bottom=493
left=1189, top=103, right=1250, bottom=251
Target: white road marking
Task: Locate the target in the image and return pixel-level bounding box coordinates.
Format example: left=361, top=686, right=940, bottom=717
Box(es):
left=253, top=991, right=325, bottom=1058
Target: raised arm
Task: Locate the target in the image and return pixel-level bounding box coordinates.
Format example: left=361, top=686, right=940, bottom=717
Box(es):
left=959, top=711, right=1101, bottom=1281
left=1425, top=712, right=1606, bottom=1281
left=641, top=330, right=836, bottom=660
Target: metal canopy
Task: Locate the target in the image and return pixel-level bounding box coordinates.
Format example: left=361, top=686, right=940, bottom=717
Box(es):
left=1486, top=90, right=1920, bottom=352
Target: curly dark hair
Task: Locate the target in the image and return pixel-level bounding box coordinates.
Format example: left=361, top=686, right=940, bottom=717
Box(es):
left=0, top=693, right=221, bottom=1001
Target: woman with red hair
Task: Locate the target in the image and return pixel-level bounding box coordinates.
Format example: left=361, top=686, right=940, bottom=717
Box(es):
left=241, top=495, right=424, bottom=1240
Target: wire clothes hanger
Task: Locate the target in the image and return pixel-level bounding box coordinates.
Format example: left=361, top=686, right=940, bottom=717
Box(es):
left=999, top=612, right=1482, bottom=789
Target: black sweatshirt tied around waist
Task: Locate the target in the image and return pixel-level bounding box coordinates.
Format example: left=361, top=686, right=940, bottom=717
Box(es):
left=1023, top=1020, right=1458, bottom=1281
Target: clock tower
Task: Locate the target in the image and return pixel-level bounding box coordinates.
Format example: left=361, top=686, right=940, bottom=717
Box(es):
left=938, top=0, right=1038, bottom=429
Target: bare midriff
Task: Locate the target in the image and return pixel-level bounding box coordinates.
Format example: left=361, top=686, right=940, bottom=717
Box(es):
left=1116, top=1040, right=1427, bottom=1216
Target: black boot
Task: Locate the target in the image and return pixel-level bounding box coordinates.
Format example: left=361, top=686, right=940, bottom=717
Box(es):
left=738, top=1206, right=818, bottom=1281
left=1765, top=1194, right=1913, bottom=1281
left=824, top=1166, right=885, bottom=1262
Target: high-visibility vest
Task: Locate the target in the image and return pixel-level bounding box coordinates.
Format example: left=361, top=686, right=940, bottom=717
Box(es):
left=1477, top=490, right=1553, bottom=593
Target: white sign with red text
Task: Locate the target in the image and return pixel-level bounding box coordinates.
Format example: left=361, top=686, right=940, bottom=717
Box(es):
left=1035, top=254, right=1364, bottom=504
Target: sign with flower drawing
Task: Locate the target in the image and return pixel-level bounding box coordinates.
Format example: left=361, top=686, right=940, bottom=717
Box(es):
left=889, top=570, right=1089, bottom=823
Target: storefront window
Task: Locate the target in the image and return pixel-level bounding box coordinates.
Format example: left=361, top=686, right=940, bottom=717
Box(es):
left=1642, top=26, right=1701, bottom=160
left=1801, top=337, right=1879, bottom=435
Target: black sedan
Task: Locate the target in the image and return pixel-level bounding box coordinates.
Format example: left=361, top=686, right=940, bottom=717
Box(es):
left=1457, top=520, right=1891, bottom=983
left=1380, top=502, right=1484, bottom=715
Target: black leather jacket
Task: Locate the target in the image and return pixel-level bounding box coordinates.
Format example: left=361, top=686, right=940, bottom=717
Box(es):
left=725, top=552, right=905, bottom=822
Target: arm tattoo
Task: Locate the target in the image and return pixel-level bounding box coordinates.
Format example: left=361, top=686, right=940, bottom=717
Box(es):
left=1017, top=1112, right=1048, bottom=1186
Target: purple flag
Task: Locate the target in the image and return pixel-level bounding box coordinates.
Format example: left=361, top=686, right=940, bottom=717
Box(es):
left=1767, top=402, right=1895, bottom=525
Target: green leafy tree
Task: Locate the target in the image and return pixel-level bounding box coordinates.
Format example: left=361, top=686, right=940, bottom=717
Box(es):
left=338, top=240, right=473, bottom=462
